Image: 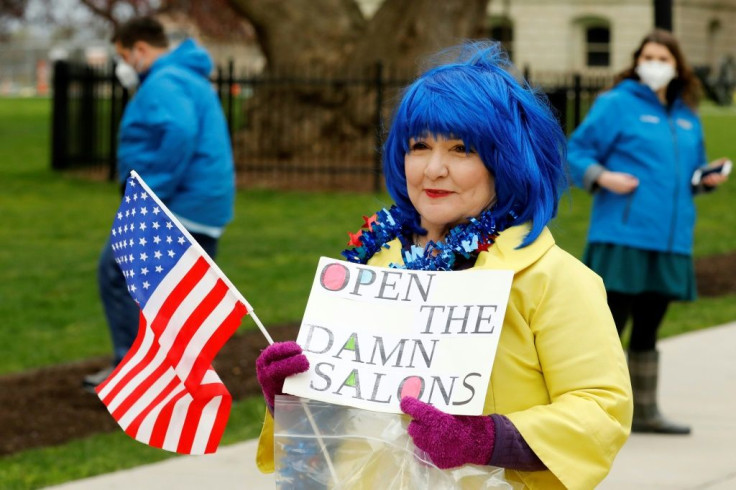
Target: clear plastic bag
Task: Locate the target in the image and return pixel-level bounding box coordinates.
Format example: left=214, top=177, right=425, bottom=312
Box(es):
left=273, top=395, right=521, bottom=489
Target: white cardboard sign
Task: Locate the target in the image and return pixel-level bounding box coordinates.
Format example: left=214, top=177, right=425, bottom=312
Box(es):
left=283, top=257, right=513, bottom=416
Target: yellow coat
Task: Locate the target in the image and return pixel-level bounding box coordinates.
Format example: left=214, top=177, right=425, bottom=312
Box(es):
left=257, top=224, right=632, bottom=489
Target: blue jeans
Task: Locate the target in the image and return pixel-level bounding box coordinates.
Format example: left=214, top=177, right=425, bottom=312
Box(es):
left=97, top=232, right=219, bottom=365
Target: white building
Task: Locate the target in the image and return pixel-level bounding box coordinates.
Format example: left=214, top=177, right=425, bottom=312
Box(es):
left=487, top=0, right=736, bottom=75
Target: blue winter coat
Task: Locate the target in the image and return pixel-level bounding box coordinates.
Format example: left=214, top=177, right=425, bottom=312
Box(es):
left=117, top=39, right=235, bottom=231
left=567, top=80, right=707, bottom=255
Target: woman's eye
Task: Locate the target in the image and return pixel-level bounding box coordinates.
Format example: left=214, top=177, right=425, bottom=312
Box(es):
left=410, top=141, right=428, bottom=151
left=452, top=144, right=474, bottom=154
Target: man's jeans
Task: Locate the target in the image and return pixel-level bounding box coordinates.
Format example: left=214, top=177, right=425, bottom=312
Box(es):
left=97, top=232, right=218, bottom=365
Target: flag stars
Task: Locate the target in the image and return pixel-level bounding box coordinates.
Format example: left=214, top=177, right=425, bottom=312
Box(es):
left=111, top=176, right=200, bottom=309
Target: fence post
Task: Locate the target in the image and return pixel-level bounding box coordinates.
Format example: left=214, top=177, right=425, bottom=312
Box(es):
left=216, top=65, right=224, bottom=100
left=108, top=66, right=130, bottom=181
left=109, top=64, right=118, bottom=181
left=373, top=61, right=384, bottom=193
left=51, top=60, right=69, bottom=170
left=79, top=65, right=97, bottom=165
left=573, top=73, right=582, bottom=128
left=228, top=59, right=235, bottom=138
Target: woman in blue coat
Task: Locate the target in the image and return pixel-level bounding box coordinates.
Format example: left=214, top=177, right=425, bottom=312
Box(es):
left=567, top=29, right=729, bottom=434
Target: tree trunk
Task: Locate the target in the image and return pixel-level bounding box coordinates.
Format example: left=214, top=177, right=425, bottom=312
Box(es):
left=226, top=0, right=491, bottom=190
left=347, top=0, right=489, bottom=73
left=227, top=0, right=367, bottom=71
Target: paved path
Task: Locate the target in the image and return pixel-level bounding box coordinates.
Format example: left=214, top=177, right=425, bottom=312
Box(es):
left=45, top=322, right=736, bottom=489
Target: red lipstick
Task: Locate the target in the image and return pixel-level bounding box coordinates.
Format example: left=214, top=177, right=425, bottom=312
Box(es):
left=425, top=189, right=452, bottom=198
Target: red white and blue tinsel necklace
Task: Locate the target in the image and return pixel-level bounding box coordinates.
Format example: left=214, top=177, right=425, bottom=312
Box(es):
left=341, top=205, right=518, bottom=271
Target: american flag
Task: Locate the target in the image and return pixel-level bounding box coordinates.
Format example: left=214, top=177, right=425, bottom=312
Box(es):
left=96, top=171, right=250, bottom=455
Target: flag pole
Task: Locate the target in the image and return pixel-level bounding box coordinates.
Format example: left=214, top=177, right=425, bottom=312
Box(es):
left=248, top=311, right=274, bottom=345
left=256, top=314, right=339, bottom=484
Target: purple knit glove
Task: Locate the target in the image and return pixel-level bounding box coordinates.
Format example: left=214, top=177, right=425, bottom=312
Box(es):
left=401, top=397, right=495, bottom=469
left=255, top=341, right=309, bottom=411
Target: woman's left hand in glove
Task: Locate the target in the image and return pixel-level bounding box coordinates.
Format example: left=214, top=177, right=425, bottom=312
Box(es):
left=400, top=396, right=496, bottom=469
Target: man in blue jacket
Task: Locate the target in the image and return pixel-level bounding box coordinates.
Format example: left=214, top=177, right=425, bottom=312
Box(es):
left=84, top=16, right=236, bottom=392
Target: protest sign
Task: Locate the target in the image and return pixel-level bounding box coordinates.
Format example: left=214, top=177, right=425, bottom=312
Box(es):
left=283, top=257, right=513, bottom=415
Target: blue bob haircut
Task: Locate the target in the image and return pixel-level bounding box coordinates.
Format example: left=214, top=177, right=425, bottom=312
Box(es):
left=383, top=41, right=568, bottom=248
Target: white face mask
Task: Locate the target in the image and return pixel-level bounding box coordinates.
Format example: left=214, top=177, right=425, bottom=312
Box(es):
left=115, top=61, right=139, bottom=90
left=635, top=61, right=676, bottom=91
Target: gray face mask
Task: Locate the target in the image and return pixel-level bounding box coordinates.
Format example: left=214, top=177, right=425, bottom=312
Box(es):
left=635, top=61, right=676, bottom=92
left=115, top=61, right=139, bottom=90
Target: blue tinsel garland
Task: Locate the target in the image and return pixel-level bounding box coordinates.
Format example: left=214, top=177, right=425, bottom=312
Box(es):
left=341, top=205, right=517, bottom=271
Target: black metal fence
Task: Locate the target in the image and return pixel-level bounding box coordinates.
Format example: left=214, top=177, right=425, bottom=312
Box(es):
left=51, top=61, right=129, bottom=181
left=51, top=60, right=612, bottom=191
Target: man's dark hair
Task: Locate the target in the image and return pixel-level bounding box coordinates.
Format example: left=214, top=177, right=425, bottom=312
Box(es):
left=112, top=16, right=169, bottom=49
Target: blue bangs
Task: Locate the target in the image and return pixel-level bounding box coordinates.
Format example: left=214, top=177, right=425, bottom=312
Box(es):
left=383, top=41, right=567, bottom=247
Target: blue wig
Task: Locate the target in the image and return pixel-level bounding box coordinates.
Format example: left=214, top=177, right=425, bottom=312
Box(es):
left=383, top=41, right=567, bottom=247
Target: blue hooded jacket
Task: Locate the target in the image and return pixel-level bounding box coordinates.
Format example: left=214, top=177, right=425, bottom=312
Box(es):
left=567, top=79, right=707, bottom=255
left=117, top=39, right=235, bottom=233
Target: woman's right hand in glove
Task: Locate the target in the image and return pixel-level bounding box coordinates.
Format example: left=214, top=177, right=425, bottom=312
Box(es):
left=255, top=341, right=309, bottom=412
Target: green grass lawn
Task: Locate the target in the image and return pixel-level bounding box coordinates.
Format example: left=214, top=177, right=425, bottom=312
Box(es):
left=1, top=96, right=735, bottom=489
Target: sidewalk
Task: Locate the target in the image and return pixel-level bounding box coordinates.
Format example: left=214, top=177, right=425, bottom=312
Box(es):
left=45, top=322, right=736, bottom=490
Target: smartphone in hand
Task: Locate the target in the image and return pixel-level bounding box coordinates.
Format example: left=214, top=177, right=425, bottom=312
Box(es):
left=691, top=160, right=732, bottom=186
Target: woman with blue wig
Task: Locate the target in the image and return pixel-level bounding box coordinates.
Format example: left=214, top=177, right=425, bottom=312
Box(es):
left=254, top=42, right=632, bottom=489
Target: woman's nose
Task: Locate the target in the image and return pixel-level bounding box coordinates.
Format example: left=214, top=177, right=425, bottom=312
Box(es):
left=424, top=151, right=449, bottom=179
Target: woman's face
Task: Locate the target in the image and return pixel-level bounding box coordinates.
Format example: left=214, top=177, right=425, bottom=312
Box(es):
left=405, top=134, right=496, bottom=240
left=637, top=42, right=677, bottom=70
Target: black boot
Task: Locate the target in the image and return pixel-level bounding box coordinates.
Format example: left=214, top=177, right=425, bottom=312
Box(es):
left=628, top=350, right=691, bottom=435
